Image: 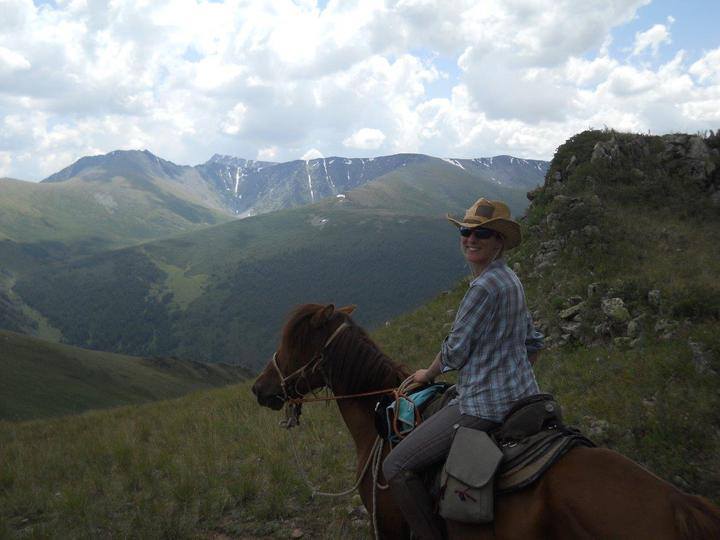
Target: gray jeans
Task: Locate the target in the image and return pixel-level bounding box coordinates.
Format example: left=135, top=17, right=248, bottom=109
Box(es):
left=382, top=403, right=499, bottom=482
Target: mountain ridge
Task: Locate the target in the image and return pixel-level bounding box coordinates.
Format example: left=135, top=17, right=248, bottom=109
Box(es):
left=38, top=149, right=548, bottom=218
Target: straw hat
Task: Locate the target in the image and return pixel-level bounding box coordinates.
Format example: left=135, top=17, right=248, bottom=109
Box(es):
left=447, top=198, right=522, bottom=249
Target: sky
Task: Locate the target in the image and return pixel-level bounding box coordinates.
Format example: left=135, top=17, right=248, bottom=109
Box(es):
left=1, top=0, right=719, bottom=181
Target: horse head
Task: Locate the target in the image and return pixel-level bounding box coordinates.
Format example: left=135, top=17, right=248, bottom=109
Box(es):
left=252, top=303, right=356, bottom=410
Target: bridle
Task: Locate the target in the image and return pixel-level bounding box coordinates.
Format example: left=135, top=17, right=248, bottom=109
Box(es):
left=271, top=321, right=350, bottom=402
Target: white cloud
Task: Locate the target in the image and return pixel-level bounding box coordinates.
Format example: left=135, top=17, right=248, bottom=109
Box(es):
left=343, top=128, right=386, bottom=149
left=632, top=23, right=672, bottom=57
left=0, top=151, right=12, bottom=177
left=0, top=46, right=31, bottom=71
left=220, top=103, right=247, bottom=136
left=301, top=148, right=324, bottom=160
left=0, top=0, right=718, bottom=181
left=257, top=146, right=279, bottom=161
left=690, top=47, right=720, bottom=84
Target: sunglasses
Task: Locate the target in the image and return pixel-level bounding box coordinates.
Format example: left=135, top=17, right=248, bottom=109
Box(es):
left=459, top=227, right=495, bottom=240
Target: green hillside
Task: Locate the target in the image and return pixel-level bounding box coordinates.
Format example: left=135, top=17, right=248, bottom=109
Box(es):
left=0, top=176, right=230, bottom=255
left=0, top=169, right=232, bottom=336
left=0, top=329, right=249, bottom=422
left=344, top=159, right=528, bottom=216
left=12, top=163, right=528, bottom=369
left=1, top=129, right=718, bottom=539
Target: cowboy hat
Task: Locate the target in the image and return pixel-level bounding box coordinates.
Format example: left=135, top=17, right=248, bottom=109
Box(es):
left=447, top=198, right=521, bottom=249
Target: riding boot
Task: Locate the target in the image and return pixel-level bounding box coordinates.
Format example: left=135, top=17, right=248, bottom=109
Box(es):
left=388, top=470, right=445, bottom=540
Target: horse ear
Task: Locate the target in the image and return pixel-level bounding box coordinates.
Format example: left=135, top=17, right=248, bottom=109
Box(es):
left=311, top=304, right=335, bottom=327
left=338, top=304, right=356, bottom=315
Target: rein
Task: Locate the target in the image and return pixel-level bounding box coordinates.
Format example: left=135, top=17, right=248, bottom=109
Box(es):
left=273, top=321, right=420, bottom=538
left=287, top=386, right=398, bottom=405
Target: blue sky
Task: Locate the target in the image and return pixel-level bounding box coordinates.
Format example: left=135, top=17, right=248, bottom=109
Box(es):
left=3, top=0, right=719, bottom=180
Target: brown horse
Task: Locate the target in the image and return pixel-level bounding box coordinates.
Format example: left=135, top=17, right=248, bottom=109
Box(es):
left=252, top=303, right=720, bottom=539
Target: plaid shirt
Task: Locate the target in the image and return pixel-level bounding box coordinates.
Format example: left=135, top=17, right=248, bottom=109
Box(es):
left=440, top=259, right=543, bottom=422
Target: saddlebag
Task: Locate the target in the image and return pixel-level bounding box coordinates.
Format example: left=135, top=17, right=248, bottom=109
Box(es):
left=438, top=426, right=503, bottom=523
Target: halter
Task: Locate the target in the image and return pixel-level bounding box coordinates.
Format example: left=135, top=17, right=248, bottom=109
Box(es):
left=271, top=321, right=350, bottom=401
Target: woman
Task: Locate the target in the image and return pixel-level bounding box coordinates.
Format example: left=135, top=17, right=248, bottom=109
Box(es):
left=382, top=197, right=544, bottom=540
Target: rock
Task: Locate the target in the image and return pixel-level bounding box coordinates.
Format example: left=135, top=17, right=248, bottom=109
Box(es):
left=587, top=282, right=602, bottom=297
left=291, top=528, right=304, bottom=538
left=529, top=225, right=542, bottom=236
left=711, top=189, right=720, bottom=206
left=688, top=339, right=713, bottom=374
left=613, top=337, right=633, bottom=348
left=648, top=289, right=661, bottom=307
left=565, top=155, right=577, bottom=173
left=535, top=260, right=554, bottom=273
left=552, top=194, right=573, bottom=207
left=526, top=187, right=542, bottom=201
left=601, top=298, right=631, bottom=322
left=591, top=139, right=620, bottom=163
left=582, top=225, right=600, bottom=239
left=594, top=322, right=611, bottom=336
left=654, top=319, right=678, bottom=334
left=564, top=295, right=584, bottom=307
left=545, top=213, right=560, bottom=230
left=512, top=262, right=522, bottom=274
left=642, top=397, right=656, bottom=409
left=662, top=134, right=710, bottom=180
left=539, top=239, right=563, bottom=253
left=626, top=319, right=640, bottom=338
left=585, top=416, right=610, bottom=440
left=560, top=322, right=582, bottom=338
left=559, top=302, right=585, bottom=320
left=553, top=170, right=562, bottom=181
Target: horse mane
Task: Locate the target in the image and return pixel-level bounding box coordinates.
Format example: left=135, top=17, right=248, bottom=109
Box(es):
left=283, top=304, right=409, bottom=394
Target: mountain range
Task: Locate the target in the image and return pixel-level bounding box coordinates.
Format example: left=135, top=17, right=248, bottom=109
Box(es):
left=1, top=149, right=547, bottom=369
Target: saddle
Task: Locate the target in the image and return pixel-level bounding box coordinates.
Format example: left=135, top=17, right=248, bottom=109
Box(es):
left=491, top=393, right=594, bottom=493
left=377, top=388, right=594, bottom=503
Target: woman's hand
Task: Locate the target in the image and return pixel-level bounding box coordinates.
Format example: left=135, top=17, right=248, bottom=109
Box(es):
left=412, top=369, right=434, bottom=385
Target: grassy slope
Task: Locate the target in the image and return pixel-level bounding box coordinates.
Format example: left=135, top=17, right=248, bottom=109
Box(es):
left=0, top=174, right=232, bottom=337
left=0, top=329, right=249, bottom=422
left=0, top=177, right=229, bottom=250
left=0, top=293, right=717, bottom=539
left=345, top=160, right=529, bottom=216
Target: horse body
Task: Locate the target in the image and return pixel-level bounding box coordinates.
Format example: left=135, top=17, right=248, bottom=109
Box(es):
left=252, top=303, right=720, bottom=539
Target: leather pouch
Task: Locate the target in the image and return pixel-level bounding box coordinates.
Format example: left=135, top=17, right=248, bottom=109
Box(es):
left=439, top=427, right=503, bottom=523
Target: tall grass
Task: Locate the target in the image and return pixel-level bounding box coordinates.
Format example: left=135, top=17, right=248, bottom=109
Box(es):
left=2, top=289, right=719, bottom=538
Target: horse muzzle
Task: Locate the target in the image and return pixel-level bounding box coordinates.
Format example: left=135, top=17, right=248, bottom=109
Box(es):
left=251, top=380, right=286, bottom=410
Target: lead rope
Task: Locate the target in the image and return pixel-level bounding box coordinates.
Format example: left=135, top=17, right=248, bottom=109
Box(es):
left=284, top=373, right=419, bottom=538
left=288, top=430, right=384, bottom=498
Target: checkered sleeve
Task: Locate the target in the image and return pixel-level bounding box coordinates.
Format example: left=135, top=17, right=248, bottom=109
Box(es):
left=440, top=284, right=493, bottom=371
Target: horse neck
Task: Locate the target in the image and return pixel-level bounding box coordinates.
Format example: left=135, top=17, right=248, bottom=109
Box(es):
left=327, top=330, right=404, bottom=454
left=336, top=398, right=380, bottom=456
